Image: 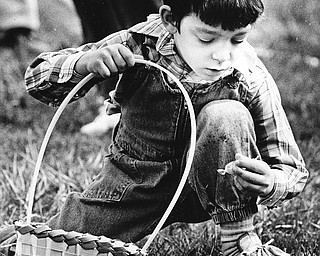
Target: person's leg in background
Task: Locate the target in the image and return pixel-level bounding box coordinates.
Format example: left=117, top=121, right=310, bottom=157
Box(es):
left=72, top=0, right=163, bottom=136
left=0, top=0, right=42, bottom=48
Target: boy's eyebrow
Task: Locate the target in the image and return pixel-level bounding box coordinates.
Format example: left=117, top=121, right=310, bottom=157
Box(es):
left=233, top=31, right=251, bottom=36
left=194, top=26, right=220, bottom=34
left=234, top=27, right=252, bottom=35
left=194, top=26, right=251, bottom=36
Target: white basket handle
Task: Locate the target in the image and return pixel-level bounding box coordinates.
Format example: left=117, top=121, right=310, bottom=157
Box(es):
left=26, top=59, right=197, bottom=254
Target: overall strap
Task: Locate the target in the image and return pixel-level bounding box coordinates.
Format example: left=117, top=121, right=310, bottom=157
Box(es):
left=141, top=36, right=160, bottom=62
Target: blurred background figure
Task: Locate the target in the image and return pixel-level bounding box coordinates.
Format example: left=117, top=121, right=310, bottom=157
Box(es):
left=72, top=0, right=163, bottom=136
left=73, top=0, right=162, bottom=43
left=0, top=0, right=45, bottom=50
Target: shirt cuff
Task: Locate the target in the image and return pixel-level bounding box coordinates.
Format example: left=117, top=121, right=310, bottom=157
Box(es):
left=57, top=52, right=86, bottom=83
left=257, top=170, right=288, bottom=207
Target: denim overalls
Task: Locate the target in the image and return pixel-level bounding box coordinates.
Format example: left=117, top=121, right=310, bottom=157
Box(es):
left=48, top=53, right=260, bottom=242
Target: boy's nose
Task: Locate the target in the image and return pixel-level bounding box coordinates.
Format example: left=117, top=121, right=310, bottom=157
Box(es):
left=211, top=43, right=232, bottom=65
left=212, top=49, right=231, bottom=65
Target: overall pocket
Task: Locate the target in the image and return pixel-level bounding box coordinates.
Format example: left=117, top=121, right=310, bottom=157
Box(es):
left=80, top=150, right=176, bottom=203
left=80, top=153, right=142, bottom=203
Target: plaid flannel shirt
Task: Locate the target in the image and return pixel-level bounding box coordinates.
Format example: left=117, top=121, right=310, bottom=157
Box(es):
left=25, top=14, right=308, bottom=208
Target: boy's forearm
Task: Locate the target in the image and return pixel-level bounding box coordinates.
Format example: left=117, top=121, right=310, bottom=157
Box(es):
left=25, top=51, right=92, bottom=107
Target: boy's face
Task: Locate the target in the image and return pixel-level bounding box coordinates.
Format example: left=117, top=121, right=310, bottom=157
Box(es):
left=173, top=14, right=252, bottom=81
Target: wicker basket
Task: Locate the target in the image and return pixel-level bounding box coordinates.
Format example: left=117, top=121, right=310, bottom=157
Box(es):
left=14, top=221, right=143, bottom=256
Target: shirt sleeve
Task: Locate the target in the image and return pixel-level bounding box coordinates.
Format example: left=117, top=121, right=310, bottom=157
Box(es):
left=25, top=30, right=138, bottom=107
left=247, top=61, right=309, bottom=208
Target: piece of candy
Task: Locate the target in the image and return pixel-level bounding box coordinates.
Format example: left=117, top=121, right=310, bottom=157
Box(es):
left=217, top=161, right=235, bottom=175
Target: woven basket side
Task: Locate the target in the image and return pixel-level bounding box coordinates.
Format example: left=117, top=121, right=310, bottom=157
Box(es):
left=14, top=223, right=143, bottom=256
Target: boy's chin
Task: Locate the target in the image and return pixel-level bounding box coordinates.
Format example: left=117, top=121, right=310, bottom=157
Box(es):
left=188, top=71, right=223, bottom=83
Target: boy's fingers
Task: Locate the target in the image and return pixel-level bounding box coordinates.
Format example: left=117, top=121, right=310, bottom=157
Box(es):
left=117, top=46, right=136, bottom=67
left=234, top=176, right=262, bottom=195
left=235, top=153, right=267, bottom=175
left=88, top=58, right=112, bottom=78
left=112, top=51, right=129, bottom=72
left=98, top=67, right=111, bottom=78
left=99, top=52, right=118, bottom=74
left=233, top=167, right=266, bottom=186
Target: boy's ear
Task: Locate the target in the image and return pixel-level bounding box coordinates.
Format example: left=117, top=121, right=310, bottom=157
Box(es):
left=159, top=5, right=178, bottom=34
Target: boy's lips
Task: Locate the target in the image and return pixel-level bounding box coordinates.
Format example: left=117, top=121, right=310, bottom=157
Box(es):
left=205, top=67, right=229, bottom=75
left=207, top=67, right=229, bottom=72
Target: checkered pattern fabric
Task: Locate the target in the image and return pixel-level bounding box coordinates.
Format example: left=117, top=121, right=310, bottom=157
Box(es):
left=25, top=14, right=308, bottom=209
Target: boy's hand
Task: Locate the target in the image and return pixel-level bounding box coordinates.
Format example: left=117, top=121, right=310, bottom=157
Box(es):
left=232, top=153, right=275, bottom=197
left=75, top=44, right=136, bottom=78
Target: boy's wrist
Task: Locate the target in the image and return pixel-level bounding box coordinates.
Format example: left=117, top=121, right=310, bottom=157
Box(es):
left=257, top=170, right=287, bottom=208
left=53, top=52, right=87, bottom=84
left=261, top=179, right=276, bottom=198
left=261, top=169, right=276, bottom=197
left=74, top=52, right=90, bottom=77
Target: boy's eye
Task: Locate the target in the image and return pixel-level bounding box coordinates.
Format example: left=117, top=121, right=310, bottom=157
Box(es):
left=232, top=39, right=243, bottom=44
left=231, top=37, right=246, bottom=44
left=198, top=37, right=215, bottom=43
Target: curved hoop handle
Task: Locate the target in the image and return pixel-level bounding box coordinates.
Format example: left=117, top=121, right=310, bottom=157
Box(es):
left=26, top=59, right=197, bottom=254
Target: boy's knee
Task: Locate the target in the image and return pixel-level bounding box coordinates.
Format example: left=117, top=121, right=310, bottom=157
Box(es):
left=197, top=100, right=253, bottom=136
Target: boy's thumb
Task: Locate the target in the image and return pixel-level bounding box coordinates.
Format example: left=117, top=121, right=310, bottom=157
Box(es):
left=235, top=153, right=245, bottom=161
left=134, top=54, right=144, bottom=60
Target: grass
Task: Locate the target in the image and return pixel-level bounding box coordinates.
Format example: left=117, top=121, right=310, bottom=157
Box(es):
left=1, top=0, right=320, bottom=255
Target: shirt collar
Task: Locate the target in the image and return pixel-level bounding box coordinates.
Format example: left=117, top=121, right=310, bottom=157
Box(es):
left=129, top=14, right=191, bottom=77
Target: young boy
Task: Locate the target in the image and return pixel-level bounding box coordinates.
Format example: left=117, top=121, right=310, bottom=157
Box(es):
left=25, top=0, right=308, bottom=255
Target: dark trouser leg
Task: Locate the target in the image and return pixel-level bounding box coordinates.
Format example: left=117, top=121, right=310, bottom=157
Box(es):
left=189, top=100, right=260, bottom=255
left=190, top=100, right=259, bottom=221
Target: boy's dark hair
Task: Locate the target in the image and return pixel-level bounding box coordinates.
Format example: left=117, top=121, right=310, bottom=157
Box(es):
left=163, top=0, right=264, bottom=31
